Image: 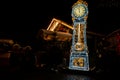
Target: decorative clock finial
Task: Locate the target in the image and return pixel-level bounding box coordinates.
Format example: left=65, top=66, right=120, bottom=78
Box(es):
left=78, top=0, right=83, bottom=1
left=78, top=0, right=83, bottom=2
left=77, top=0, right=88, bottom=6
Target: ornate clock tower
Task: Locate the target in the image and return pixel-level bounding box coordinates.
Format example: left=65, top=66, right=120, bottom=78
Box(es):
left=69, top=0, right=89, bottom=71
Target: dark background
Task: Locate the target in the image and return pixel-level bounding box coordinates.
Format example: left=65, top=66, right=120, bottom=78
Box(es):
left=0, top=0, right=120, bottom=42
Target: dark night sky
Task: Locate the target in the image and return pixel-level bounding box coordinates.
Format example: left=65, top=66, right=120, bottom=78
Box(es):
left=0, top=0, right=120, bottom=42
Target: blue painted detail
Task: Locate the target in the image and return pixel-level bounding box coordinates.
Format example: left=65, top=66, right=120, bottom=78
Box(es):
left=75, top=18, right=85, bottom=22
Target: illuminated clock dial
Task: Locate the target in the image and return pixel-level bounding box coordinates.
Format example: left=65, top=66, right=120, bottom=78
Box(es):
left=73, top=5, right=86, bottom=18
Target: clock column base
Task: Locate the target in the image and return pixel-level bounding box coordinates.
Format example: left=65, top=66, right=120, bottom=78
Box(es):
left=69, top=52, right=89, bottom=71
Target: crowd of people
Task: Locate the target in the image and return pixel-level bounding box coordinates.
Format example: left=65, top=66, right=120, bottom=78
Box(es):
left=9, top=44, right=36, bottom=72
left=0, top=32, right=119, bottom=73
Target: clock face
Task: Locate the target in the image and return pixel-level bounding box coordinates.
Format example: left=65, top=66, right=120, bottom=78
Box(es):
left=73, top=5, right=87, bottom=18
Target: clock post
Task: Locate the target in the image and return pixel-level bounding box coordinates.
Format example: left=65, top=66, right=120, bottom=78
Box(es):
left=69, top=0, right=89, bottom=71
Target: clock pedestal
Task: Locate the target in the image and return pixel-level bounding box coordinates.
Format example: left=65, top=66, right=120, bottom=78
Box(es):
left=69, top=0, right=89, bottom=71
left=69, top=52, right=89, bottom=71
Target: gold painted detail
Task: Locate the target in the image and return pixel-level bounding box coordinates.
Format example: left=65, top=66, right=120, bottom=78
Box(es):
left=75, top=42, right=84, bottom=51
left=74, top=24, right=85, bottom=51
left=73, top=57, right=84, bottom=67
